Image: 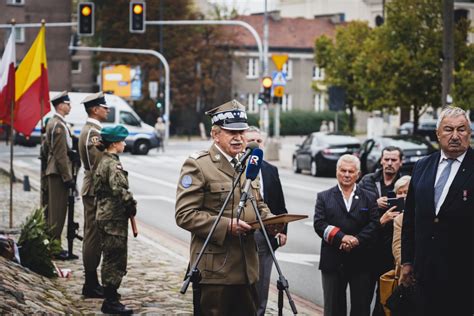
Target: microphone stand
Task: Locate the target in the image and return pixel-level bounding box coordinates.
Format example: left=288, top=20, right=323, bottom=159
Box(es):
left=180, top=162, right=247, bottom=315
left=247, top=191, right=298, bottom=315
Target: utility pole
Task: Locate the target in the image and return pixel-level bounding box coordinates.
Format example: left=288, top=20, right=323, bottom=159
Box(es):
left=262, top=0, right=270, bottom=136
left=442, top=0, right=454, bottom=107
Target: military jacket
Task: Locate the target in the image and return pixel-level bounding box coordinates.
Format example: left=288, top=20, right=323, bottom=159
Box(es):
left=44, top=114, right=72, bottom=182
left=94, top=152, right=135, bottom=226
left=79, top=119, right=103, bottom=196
left=175, top=144, right=271, bottom=285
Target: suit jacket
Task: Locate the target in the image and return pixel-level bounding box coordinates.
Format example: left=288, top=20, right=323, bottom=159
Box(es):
left=79, top=119, right=103, bottom=196
left=175, top=144, right=271, bottom=285
left=401, top=148, right=473, bottom=309
left=261, top=160, right=288, bottom=250
left=44, top=114, right=72, bottom=182
left=314, top=185, right=379, bottom=272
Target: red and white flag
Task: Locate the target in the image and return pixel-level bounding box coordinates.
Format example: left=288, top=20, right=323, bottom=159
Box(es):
left=0, top=31, right=16, bottom=124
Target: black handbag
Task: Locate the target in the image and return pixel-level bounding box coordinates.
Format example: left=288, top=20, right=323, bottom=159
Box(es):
left=386, top=284, right=416, bottom=314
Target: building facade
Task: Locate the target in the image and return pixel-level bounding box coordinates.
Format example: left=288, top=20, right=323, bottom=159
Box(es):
left=0, top=0, right=72, bottom=91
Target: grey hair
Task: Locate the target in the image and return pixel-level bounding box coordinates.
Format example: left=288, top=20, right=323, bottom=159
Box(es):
left=394, top=175, right=411, bottom=194
left=436, top=106, right=471, bottom=129
left=336, top=154, right=360, bottom=171
left=246, top=125, right=261, bottom=133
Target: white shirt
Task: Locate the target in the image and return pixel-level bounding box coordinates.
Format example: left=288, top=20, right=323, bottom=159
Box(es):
left=434, top=150, right=467, bottom=214
left=214, top=144, right=236, bottom=165
left=338, top=184, right=357, bottom=212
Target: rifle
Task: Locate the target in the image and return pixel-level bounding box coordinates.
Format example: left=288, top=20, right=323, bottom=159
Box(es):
left=130, top=216, right=138, bottom=237
left=67, top=146, right=83, bottom=260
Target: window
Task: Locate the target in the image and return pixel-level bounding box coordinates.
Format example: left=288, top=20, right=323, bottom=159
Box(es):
left=313, top=65, right=325, bottom=80
left=314, top=93, right=325, bottom=112
left=247, top=93, right=259, bottom=113
left=71, top=61, right=81, bottom=73
left=282, top=60, right=293, bottom=80
left=14, top=27, right=25, bottom=43
left=120, top=111, right=141, bottom=126
left=282, top=94, right=292, bottom=112
left=7, top=0, right=24, bottom=5
left=246, top=58, right=259, bottom=79
left=105, top=107, right=115, bottom=123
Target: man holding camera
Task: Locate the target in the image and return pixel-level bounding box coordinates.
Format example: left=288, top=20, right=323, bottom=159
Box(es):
left=359, top=146, right=403, bottom=316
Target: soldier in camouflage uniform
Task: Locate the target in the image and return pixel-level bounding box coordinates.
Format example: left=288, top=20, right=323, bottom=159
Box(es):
left=94, top=125, right=136, bottom=315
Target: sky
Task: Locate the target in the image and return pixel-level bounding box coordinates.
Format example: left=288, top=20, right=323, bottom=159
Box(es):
left=207, top=0, right=278, bottom=15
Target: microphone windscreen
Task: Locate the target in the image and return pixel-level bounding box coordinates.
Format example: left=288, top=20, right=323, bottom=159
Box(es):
left=246, top=141, right=260, bottom=151
left=245, top=148, right=263, bottom=180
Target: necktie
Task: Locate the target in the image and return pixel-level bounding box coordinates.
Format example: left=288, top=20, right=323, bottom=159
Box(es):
left=434, top=158, right=455, bottom=208
left=231, top=158, right=238, bottom=168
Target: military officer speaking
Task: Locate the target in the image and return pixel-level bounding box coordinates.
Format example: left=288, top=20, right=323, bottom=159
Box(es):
left=175, top=100, right=271, bottom=316
left=78, top=92, right=110, bottom=298
left=44, top=91, right=75, bottom=259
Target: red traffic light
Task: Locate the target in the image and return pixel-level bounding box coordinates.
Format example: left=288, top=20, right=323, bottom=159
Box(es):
left=262, top=76, right=273, bottom=89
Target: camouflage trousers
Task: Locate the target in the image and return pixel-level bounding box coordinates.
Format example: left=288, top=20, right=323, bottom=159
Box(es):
left=97, top=220, right=128, bottom=289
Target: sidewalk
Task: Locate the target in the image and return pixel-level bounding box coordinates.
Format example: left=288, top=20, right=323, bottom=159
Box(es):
left=0, top=166, right=321, bottom=315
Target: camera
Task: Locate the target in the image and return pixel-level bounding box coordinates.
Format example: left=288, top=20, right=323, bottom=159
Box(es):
left=387, top=197, right=405, bottom=212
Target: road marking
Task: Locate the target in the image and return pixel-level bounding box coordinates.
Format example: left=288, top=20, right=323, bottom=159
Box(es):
left=275, top=252, right=320, bottom=266
left=134, top=194, right=175, bottom=204
left=127, top=170, right=177, bottom=189
left=304, top=221, right=313, bottom=227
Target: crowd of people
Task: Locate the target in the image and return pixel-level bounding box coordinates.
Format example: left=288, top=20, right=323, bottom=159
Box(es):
left=42, top=91, right=472, bottom=316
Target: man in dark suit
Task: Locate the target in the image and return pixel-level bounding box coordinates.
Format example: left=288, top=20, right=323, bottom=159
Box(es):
left=244, top=126, right=288, bottom=316
left=401, top=106, right=473, bottom=316
left=314, top=154, right=379, bottom=316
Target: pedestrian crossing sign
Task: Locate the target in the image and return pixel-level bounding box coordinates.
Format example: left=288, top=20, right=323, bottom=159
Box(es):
left=272, top=71, right=287, bottom=87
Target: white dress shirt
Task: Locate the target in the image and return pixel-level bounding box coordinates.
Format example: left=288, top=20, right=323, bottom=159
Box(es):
left=338, top=184, right=357, bottom=212
left=434, top=150, right=467, bottom=214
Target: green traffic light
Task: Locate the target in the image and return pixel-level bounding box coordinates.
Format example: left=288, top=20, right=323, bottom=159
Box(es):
left=156, top=102, right=162, bottom=108
left=257, top=99, right=263, bottom=105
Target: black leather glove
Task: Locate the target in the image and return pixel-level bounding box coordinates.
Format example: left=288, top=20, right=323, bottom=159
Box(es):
left=126, top=200, right=137, bottom=217
left=64, top=180, right=75, bottom=189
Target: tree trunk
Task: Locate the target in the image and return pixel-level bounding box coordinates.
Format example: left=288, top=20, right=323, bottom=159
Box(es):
left=413, top=105, right=419, bottom=134
left=348, top=104, right=355, bottom=133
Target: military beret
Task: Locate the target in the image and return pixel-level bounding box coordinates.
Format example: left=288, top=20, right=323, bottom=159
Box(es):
left=81, top=91, right=110, bottom=109
left=205, top=99, right=249, bottom=131
left=100, top=125, right=129, bottom=142
left=51, top=91, right=70, bottom=107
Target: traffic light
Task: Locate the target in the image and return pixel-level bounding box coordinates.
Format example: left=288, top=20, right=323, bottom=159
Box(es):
left=262, top=76, right=273, bottom=104
left=78, top=2, right=94, bottom=36
left=130, top=1, right=146, bottom=33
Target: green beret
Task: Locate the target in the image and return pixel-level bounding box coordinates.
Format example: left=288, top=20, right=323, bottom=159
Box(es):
left=100, top=125, right=129, bottom=142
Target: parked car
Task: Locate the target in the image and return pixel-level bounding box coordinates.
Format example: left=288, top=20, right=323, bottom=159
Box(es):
left=358, top=135, right=437, bottom=175
left=398, top=120, right=437, bottom=142
left=292, top=132, right=361, bottom=176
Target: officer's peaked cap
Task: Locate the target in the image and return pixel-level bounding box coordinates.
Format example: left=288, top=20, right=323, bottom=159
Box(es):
left=205, top=100, right=249, bottom=131
left=81, top=92, right=110, bottom=109
left=100, top=125, right=129, bottom=142
left=51, top=91, right=70, bottom=107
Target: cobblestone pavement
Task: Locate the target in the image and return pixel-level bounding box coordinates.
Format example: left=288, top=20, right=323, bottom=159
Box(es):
left=1, top=171, right=317, bottom=315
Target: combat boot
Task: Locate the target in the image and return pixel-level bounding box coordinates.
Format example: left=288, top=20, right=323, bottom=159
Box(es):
left=82, top=270, right=104, bottom=298
left=101, top=287, right=133, bottom=315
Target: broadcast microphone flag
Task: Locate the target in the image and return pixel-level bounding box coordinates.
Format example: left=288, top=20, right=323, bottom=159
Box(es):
left=236, top=148, right=263, bottom=220
left=234, top=141, right=259, bottom=170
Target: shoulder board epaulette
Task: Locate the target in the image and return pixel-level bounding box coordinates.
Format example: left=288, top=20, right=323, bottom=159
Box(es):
left=189, top=150, right=209, bottom=160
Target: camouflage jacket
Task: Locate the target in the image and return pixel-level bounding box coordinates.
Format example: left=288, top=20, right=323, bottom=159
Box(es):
left=94, top=152, right=135, bottom=222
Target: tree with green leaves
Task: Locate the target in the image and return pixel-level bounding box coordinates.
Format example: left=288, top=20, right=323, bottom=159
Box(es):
left=92, top=0, right=232, bottom=134
left=314, top=21, right=372, bottom=132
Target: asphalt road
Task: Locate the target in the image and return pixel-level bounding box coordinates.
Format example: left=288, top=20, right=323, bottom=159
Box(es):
left=0, top=140, right=337, bottom=307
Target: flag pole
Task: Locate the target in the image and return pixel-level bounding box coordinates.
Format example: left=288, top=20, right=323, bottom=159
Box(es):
left=9, top=19, right=16, bottom=229
left=40, top=19, right=45, bottom=208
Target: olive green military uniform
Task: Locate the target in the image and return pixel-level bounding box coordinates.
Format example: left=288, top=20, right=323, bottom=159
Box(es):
left=175, top=143, right=271, bottom=315
left=94, top=152, right=135, bottom=289
left=79, top=119, right=103, bottom=271
left=45, top=113, right=73, bottom=244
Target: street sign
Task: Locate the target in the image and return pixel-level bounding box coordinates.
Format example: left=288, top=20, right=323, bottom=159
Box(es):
left=271, top=54, right=288, bottom=71
left=149, top=81, right=158, bottom=99
left=272, top=71, right=287, bottom=87
left=273, top=86, right=284, bottom=98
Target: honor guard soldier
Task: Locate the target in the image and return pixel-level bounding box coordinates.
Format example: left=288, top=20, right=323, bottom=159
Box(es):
left=79, top=92, right=110, bottom=298
left=44, top=91, right=75, bottom=259
left=93, top=125, right=136, bottom=315
left=175, top=100, right=271, bottom=316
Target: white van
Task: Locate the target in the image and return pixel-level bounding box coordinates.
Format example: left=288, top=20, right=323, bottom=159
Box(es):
left=17, top=92, right=159, bottom=155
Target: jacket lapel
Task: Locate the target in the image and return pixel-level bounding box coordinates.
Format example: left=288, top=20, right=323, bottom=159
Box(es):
left=210, top=144, right=235, bottom=178
left=439, top=148, right=474, bottom=213
left=348, top=186, right=361, bottom=213
left=332, top=186, right=348, bottom=213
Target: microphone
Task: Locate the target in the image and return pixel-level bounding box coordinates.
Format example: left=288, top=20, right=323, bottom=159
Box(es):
left=234, top=141, right=260, bottom=171
left=236, top=148, right=264, bottom=220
